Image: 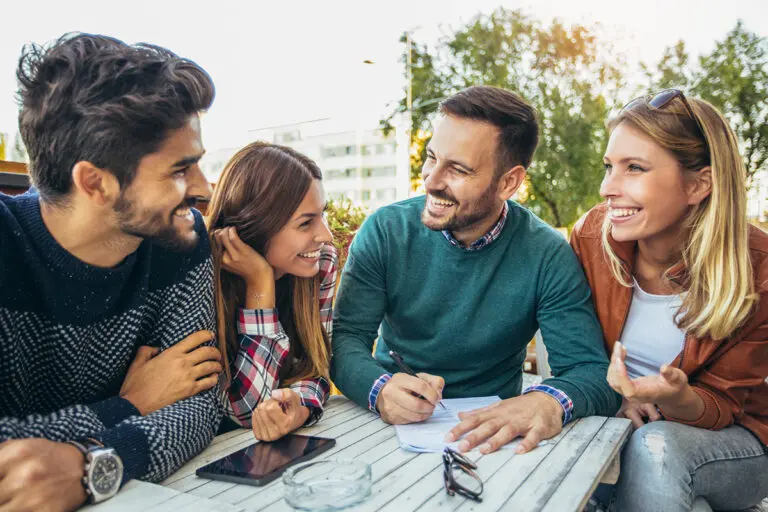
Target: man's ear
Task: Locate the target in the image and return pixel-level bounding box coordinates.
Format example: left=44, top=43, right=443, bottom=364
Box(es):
left=71, top=162, right=120, bottom=206
left=497, top=165, right=527, bottom=201
left=686, top=166, right=712, bottom=206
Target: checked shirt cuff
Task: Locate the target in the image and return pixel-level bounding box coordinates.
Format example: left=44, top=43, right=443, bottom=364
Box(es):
left=368, top=373, right=393, bottom=413
left=523, top=384, right=574, bottom=425
left=238, top=308, right=283, bottom=338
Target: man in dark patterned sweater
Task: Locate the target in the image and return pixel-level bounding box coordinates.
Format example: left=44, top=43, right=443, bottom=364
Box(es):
left=0, top=33, right=224, bottom=509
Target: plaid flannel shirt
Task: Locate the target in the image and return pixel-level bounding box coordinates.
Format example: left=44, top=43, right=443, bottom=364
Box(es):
left=368, top=203, right=574, bottom=425
left=226, top=244, right=337, bottom=427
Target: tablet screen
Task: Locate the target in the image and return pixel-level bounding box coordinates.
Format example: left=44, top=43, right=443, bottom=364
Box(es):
left=198, top=434, right=334, bottom=481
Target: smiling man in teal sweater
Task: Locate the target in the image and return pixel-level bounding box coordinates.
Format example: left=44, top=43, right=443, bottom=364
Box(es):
left=331, top=85, right=621, bottom=455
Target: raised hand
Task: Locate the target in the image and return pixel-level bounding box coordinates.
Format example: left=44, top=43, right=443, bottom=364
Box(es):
left=607, top=341, right=689, bottom=405
left=213, top=227, right=274, bottom=286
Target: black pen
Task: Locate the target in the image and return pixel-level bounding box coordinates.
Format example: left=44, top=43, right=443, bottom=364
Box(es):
left=389, top=350, right=447, bottom=410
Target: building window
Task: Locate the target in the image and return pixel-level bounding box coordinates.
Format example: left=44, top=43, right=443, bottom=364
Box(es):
left=361, top=190, right=371, bottom=201
left=323, top=146, right=342, bottom=158
left=371, top=166, right=396, bottom=178
left=376, top=188, right=396, bottom=201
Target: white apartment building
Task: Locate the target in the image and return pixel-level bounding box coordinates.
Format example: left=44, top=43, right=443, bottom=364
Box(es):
left=201, top=118, right=411, bottom=211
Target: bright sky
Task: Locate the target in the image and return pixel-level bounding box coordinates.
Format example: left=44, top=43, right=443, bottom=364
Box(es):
left=1, top=0, right=766, bottom=154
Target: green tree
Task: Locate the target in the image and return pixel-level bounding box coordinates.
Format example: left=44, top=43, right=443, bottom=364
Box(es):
left=325, top=197, right=368, bottom=270
left=380, top=33, right=447, bottom=186
left=645, top=21, right=768, bottom=182
left=382, top=8, right=625, bottom=226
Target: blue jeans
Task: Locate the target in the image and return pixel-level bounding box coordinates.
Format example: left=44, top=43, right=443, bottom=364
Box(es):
left=611, top=421, right=768, bottom=511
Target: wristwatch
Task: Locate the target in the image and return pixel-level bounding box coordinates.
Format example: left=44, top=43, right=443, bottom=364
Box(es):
left=66, top=437, right=124, bottom=503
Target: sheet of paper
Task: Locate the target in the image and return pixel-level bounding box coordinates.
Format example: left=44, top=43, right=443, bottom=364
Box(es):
left=394, top=396, right=502, bottom=453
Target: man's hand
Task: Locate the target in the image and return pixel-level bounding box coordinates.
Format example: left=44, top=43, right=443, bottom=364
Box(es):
left=617, top=397, right=662, bottom=429
left=376, top=373, right=445, bottom=425
left=445, top=392, right=563, bottom=454
left=251, top=389, right=311, bottom=442
left=0, top=439, right=87, bottom=512
left=120, top=330, right=222, bottom=415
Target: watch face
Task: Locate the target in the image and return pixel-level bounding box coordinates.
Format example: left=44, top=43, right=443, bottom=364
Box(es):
left=90, top=454, right=122, bottom=496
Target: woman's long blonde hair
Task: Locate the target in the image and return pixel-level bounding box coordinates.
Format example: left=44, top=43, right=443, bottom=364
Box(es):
left=601, top=95, right=756, bottom=341
left=206, top=142, right=330, bottom=386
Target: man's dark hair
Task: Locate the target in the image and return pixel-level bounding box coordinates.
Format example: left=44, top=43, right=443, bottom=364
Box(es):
left=16, top=33, right=215, bottom=204
left=439, top=85, right=539, bottom=175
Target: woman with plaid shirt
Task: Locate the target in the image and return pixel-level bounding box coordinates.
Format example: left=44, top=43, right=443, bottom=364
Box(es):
left=206, top=142, right=337, bottom=441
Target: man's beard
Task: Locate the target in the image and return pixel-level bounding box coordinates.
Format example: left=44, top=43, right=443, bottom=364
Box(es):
left=113, top=193, right=199, bottom=252
left=421, top=181, right=499, bottom=233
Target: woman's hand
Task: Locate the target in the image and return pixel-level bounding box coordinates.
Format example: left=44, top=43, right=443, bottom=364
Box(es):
left=251, top=389, right=311, bottom=442
left=120, top=331, right=222, bottom=415
left=617, top=397, right=662, bottom=429
left=213, top=227, right=274, bottom=287
left=607, top=341, right=691, bottom=406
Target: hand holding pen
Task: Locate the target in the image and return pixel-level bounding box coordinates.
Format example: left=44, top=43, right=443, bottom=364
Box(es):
left=389, top=350, right=447, bottom=411
left=375, top=353, right=447, bottom=424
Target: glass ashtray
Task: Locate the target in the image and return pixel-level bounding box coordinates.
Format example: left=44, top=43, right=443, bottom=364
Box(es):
left=283, top=459, right=372, bottom=511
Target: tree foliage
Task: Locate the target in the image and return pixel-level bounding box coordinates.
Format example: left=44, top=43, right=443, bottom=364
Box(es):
left=644, top=21, right=767, bottom=182
left=382, top=8, right=625, bottom=226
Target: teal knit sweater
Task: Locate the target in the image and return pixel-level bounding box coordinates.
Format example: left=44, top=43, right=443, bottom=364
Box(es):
left=330, top=197, right=621, bottom=419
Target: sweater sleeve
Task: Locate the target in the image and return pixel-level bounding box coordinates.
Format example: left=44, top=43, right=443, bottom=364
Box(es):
left=0, top=398, right=138, bottom=441
left=330, top=213, right=393, bottom=409
left=536, top=238, right=622, bottom=419
left=94, top=258, right=222, bottom=483
left=0, top=258, right=221, bottom=484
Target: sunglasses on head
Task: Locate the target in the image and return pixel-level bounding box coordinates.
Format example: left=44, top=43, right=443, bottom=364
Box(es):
left=623, top=89, right=709, bottom=153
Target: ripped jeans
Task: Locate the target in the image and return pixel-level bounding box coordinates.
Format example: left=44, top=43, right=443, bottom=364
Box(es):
left=613, top=421, right=768, bottom=511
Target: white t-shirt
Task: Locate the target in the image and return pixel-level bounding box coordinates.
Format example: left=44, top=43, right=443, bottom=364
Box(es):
left=620, top=279, right=686, bottom=379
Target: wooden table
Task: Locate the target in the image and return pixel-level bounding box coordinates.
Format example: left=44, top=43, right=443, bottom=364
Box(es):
left=87, top=396, right=631, bottom=512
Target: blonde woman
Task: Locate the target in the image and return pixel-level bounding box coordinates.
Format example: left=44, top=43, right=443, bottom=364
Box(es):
left=570, top=90, right=768, bottom=511
left=206, top=142, right=336, bottom=441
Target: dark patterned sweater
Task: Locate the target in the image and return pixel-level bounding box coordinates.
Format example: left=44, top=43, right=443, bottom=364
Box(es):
left=0, top=191, right=221, bottom=483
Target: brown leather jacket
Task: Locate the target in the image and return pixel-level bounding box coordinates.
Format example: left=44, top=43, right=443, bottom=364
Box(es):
left=570, top=203, right=768, bottom=445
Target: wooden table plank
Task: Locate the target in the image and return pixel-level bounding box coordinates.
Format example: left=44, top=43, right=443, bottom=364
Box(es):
left=417, top=422, right=576, bottom=512
left=164, top=402, right=371, bottom=488
left=155, top=397, right=631, bottom=512
left=244, top=429, right=403, bottom=511
left=146, top=492, right=245, bottom=512
left=499, top=416, right=608, bottom=512
left=195, top=407, right=381, bottom=504
left=217, top=418, right=396, bottom=507
left=541, top=418, right=631, bottom=512
left=246, top=432, right=413, bottom=510
left=82, top=481, right=185, bottom=512
left=345, top=452, right=444, bottom=511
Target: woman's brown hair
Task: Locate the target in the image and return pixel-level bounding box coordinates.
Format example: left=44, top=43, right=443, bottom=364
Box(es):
left=206, top=142, right=330, bottom=386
